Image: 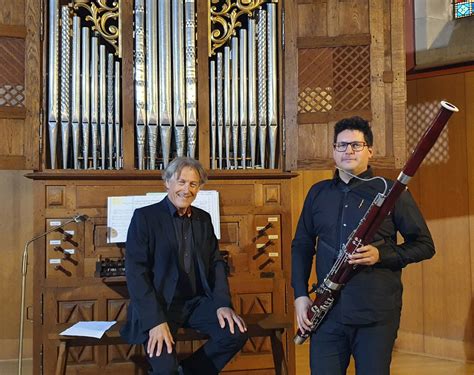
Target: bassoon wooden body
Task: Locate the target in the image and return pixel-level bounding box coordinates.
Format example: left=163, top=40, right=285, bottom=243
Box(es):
left=294, top=101, right=459, bottom=344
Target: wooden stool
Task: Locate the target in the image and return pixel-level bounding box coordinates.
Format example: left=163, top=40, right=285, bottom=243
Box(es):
left=50, top=313, right=292, bottom=375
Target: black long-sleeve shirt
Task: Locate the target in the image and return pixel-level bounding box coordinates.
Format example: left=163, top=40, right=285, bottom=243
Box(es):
left=291, top=167, right=435, bottom=324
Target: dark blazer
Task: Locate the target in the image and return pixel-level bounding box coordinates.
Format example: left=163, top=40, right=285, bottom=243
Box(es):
left=121, top=197, right=231, bottom=344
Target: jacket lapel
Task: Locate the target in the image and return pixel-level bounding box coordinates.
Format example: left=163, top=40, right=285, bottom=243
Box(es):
left=156, top=198, right=179, bottom=264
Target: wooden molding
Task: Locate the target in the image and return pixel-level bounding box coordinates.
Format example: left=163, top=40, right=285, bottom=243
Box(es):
left=0, top=107, right=26, bottom=119
left=297, top=34, right=371, bottom=49
left=0, top=24, right=27, bottom=38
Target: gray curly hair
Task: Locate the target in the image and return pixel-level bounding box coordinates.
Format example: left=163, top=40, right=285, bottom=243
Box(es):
left=162, top=157, right=208, bottom=185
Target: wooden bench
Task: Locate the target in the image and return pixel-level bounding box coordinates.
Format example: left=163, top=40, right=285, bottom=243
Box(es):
left=50, top=313, right=292, bottom=375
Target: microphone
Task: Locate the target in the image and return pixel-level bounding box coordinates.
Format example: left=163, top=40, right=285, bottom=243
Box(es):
left=73, top=214, right=88, bottom=223
left=18, top=214, right=87, bottom=375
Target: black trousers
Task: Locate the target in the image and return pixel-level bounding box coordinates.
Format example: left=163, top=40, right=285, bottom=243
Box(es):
left=309, top=312, right=400, bottom=375
left=145, top=296, right=248, bottom=375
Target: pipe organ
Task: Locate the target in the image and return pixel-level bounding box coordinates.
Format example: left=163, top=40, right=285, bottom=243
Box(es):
left=47, top=0, right=122, bottom=170
left=33, top=1, right=293, bottom=374
left=210, top=1, right=279, bottom=169
left=46, top=0, right=281, bottom=170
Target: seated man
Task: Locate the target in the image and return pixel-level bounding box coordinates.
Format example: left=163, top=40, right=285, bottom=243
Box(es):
left=121, top=157, right=248, bottom=374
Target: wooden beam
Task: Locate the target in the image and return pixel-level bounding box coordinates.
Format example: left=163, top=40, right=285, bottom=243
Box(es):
left=0, top=24, right=27, bottom=38
left=297, top=34, right=371, bottom=49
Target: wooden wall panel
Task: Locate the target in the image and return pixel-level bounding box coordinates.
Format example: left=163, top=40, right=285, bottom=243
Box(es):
left=29, top=177, right=295, bottom=374
left=0, top=170, right=33, bottom=360
left=0, top=0, right=40, bottom=170
left=466, top=71, right=474, bottom=360
left=412, top=75, right=470, bottom=359
left=285, top=0, right=406, bottom=170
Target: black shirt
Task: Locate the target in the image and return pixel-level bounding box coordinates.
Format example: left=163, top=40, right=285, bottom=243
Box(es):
left=166, top=196, right=204, bottom=301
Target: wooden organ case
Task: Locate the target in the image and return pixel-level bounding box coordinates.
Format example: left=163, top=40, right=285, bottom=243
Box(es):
left=0, top=0, right=409, bottom=374
left=27, top=0, right=296, bottom=374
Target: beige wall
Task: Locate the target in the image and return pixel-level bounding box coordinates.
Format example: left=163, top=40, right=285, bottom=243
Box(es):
left=0, top=171, right=33, bottom=360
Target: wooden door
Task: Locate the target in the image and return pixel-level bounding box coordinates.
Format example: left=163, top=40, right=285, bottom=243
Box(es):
left=284, top=0, right=407, bottom=170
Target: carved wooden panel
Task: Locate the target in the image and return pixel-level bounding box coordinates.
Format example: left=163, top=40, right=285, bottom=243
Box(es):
left=298, top=45, right=371, bottom=121
left=57, top=300, right=97, bottom=365
left=107, top=299, right=141, bottom=364
left=285, top=0, right=407, bottom=170
left=0, top=1, right=40, bottom=170
left=46, top=185, right=66, bottom=207
left=263, top=184, right=280, bottom=205
left=34, top=177, right=294, bottom=374
left=0, top=37, right=25, bottom=107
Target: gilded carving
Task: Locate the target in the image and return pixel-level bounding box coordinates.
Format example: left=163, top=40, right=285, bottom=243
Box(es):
left=209, top=0, right=275, bottom=55
left=72, top=0, right=121, bottom=57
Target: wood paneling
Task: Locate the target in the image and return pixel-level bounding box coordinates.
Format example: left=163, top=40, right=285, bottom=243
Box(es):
left=285, top=0, right=406, bottom=170
left=32, top=177, right=295, bottom=374
left=0, top=0, right=40, bottom=170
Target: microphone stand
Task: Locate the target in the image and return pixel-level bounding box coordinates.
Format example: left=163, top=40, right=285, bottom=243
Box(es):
left=18, top=214, right=87, bottom=375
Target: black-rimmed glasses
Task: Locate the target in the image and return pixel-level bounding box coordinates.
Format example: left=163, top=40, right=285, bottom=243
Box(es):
left=333, top=141, right=368, bottom=152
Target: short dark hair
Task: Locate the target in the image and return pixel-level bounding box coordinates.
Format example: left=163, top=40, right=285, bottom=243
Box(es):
left=162, top=157, right=208, bottom=185
left=333, top=116, right=373, bottom=146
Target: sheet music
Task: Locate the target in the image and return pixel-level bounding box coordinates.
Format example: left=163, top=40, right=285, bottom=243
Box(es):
left=60, top=321, right=117, bottom=339
left=107, top=191, right=220, bottom=243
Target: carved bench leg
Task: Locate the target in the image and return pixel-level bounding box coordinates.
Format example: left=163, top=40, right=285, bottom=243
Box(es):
left=55, top=341, right=68, bottom=375
left=270, top=329, right=288, bottom=375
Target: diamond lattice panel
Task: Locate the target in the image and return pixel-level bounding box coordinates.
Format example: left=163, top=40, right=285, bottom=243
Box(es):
left=0, top=37, right=25, bottom=107
left=298, top=45, right=370, bottom=114
left=406, top=100, right=450, bottom=166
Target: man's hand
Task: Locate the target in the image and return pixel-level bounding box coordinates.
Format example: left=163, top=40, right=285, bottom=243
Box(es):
left=348, top=244, right=380, bottom=266
left=147, top=322, right=175, bottom=358
left=295, top=296, right=312, bottom=333
left=216, top=307, right=247, bottom=334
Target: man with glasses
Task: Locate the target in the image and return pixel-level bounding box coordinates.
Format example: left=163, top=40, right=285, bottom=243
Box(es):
left=291, top=117, right=434, bottom=374
left=122, top=157, right=248, bottom=374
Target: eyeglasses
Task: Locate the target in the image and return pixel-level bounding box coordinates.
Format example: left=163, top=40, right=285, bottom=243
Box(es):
left=333, top=141, right=368, bottom=152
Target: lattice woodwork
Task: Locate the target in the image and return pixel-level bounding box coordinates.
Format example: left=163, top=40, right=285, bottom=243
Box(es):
left=406, top=100, right=450, bottom=166
left=0, top=85, right=25, bottom=107
left=0, top=37, right=25, bottom=107
left=298, top=45, right=370, bottom=115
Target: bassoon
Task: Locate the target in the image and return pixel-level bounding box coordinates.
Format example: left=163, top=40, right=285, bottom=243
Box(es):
left=294, top=101, right=459, bottom=345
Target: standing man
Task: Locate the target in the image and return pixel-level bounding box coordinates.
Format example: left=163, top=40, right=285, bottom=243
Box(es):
left=291, top=117, right=435, bottom=374
left=121, top=157, right=248, bottom=375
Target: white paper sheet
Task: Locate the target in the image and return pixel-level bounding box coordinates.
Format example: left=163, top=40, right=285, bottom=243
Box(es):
left=59, top=321, right=117, bottom=339
left=107, top=190, right=220, bottom=243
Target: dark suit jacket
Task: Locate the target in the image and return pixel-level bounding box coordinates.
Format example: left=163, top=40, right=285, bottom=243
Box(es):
left=121, top=197, right=231, bottom=344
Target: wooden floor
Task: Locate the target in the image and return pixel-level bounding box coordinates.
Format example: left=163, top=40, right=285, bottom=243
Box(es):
left=2, top=352, right=474, bottom=374
left=296, top=344, right=474, bottom=374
